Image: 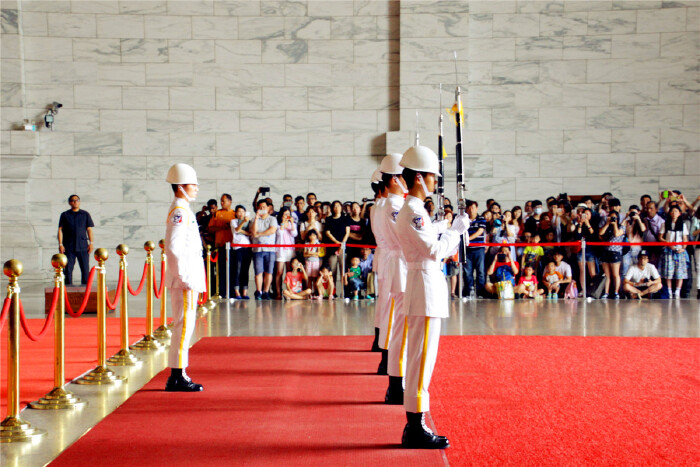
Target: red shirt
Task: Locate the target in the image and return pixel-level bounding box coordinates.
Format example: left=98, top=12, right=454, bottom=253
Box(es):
left=285, top=271, right=304, bottom=293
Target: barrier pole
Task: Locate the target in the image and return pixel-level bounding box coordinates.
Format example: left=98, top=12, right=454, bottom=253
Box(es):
left=108, top=244, right=143, bottom=365
left=214, top=248, right=221, bottom=301
left=0, top=260, right=47, bottom=442
left=225, top=242, right=230, bottom=301
left=154, top=239, right=172, bottom=342
left=131, top=242, right=164, bottom=351
left=581, top=239, right=587, bottom=300
left=76, top=249, right=127, bottom=385
left=340, top=243, right=346, bottom=300
left=206, top=245, right=216, bottom=310
left=29, top=254, right=87, bottom=409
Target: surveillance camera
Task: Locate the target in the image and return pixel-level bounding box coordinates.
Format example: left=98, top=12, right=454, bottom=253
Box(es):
left=51, top=102, right=63, bottom=113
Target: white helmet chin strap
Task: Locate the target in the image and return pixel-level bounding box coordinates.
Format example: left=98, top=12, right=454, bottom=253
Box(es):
left=393, top=175, right=408, bottom=194
left=178, top=185, right=193, bottom=203
left=417, top=174, right=433, bottom=197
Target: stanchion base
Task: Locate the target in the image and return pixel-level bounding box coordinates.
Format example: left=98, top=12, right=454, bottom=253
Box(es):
left=107, top=348, right=143, bottom=366
left=28, top=387, right=87, bottom=410
left=206, top=299, right=217, bottom=309
left=0, top=416, right=47, bottom=443
left=197, top=305, right=208, bottom=316
left=74, top=365, right=127, bottom=385
left=130, top=335, right=165, bottom=350
left=153, top=325, right=172, bottom=343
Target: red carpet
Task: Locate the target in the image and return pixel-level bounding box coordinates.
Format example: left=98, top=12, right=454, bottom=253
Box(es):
left=1, top=317, right=148, bottom=414
left=432, top=336, right=700, bottom=466
left=49, top=336, right=699, bottom=466
left=51, top=336, right=442, bottom=466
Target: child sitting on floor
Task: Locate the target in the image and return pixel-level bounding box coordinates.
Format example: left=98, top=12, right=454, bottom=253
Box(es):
left=282, top=258, right=312, bottom=300
left=542, top=261, right=564, bottom=299
left=343, top=256, right=364, bottom=300
left=515, top=264, right=544, bottom=299
left=316, top=265, right=335, bottom=300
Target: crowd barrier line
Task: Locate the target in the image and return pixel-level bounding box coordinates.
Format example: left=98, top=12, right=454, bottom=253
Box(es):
left=64, top=267, right=96, bottom=318
left=127, top=262, right=149, bottom=296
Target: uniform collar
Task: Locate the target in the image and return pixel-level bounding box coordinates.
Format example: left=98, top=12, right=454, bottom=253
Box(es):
left=173, top=197, right=189, bottom=208
left=405, top=195, right=424, bottom=207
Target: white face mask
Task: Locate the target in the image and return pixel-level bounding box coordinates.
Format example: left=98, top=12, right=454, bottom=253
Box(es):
left=178, top=185, right=193, bottom=203
left=418, top=174, right=433, bottom=197
left=393, top=175, right=408, bottom=194
left=283, top=201, right=292, bottom=208
left=257, top=209, right=266, bottom=216
left=534, top=207, right=543, bottom=215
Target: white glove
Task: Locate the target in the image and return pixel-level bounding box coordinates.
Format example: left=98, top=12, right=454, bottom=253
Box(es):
left=434, top=219, right=448, bottom=235
left=450, top=214, right=470, bottom=235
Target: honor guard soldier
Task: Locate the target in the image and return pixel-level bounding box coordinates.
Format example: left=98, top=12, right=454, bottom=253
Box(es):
left=164, top=163, right=207, bottom=392
left=369, top=169, right=385, bottom=352
left=376, top=153, right=411, bottom=403
left=396, top=146, right=470, bottom=449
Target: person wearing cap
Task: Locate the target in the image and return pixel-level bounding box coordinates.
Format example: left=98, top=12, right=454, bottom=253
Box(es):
left=395, top=145, right=469, bottom=449
left=369, top=169, right=385, bottom=351
left=623, top=250, right=662, bottom=299
left=375, top=153, right=409, bottom=397
left=163, top=163, right=206, bottom=392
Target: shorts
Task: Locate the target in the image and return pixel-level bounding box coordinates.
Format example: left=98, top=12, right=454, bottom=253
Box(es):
left=601, top=250, right=622, bottom=264
left=347, top=277, right=364, bottom=292
left=577, top=250, right=597, bottom=263
left=253, top=251, right=276, bottom=275
left=306, top=259, right=320, bottom=278
left=276, top=248, right=295, bottom=263
left=661, top=249, right=689, bottom=279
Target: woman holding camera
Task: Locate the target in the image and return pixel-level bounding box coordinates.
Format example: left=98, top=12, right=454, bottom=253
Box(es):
left=659, top=205, right=689, bottom=299
left=599, top=213, right=625, bottom=299
left=621, top=205, right=647, bottom=279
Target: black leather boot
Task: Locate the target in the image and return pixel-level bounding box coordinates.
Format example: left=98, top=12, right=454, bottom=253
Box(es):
left=384, top=375, right=404, bottom=405
left=165, top=368, right=204, bottom=392
left=371, top=327, right=381, bottom=352
left=401, top=412, right=449, bottom=449
left=376, top=349, right=388, bottom=375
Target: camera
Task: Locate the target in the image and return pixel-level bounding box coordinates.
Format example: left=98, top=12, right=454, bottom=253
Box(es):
left=361, top=197, right=373, bottom=203
left=558, top=193, right=568, bottom=200
left=51, top=102, right=63, bottom=113
left=259, top=186, right=270, bottom=195
left=497, top=253, right=506, bottom=262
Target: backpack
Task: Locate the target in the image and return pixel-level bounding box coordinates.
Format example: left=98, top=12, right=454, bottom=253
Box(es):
left=494, top=265, right=515, bottom=284
left=564, top=281, right=578, bottom=299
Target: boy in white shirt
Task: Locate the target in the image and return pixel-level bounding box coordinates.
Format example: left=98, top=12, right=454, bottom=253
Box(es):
left=623, top=250, right=662, bottom=299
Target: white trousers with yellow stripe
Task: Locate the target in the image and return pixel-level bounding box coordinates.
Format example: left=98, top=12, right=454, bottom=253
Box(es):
left=404, top=315, right=441, bottom=413
left=376, top=277, right=392, bottom=349
left=387, top=293, right=407, bottom=377
left=168, top=288, right=197, bottom=369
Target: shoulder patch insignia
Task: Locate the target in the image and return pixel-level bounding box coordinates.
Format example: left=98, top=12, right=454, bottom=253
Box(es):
left=412, top=215, right=424, bottom=230
left=171, top=210, right=183, bottom=225
left=391, top=210, right=399, bottom=222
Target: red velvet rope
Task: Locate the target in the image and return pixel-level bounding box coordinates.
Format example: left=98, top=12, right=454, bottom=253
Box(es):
left=64, top=267, right=97, bottom=318
left=19, top=290, right=57, bottom=341
left=105, top=268, right=124, bottom=311
left=210, top=251, right=218, bottom=262
left=229, top=240, right=699, bottom=249
left=0, top=296, right=11, bottom=332
left=229, top=243, right=377, bottom=248
left=153, top=261, right=166, bottom=299
left=127, top=262, right=148, bottom=296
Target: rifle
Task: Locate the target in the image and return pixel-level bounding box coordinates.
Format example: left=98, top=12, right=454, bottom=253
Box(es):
left=436, top=84, right=445, bottom=221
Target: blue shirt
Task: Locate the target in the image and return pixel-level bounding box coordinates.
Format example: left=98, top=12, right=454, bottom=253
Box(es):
left=467, top=216, right=487, bottom=249
left=359, top=254, right=373, bottom=280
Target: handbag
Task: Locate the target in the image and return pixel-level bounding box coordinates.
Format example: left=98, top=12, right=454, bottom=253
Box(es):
left=496, top=281, right=515, bottom=300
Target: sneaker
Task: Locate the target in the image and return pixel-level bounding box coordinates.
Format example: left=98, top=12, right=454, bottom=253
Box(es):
left=241, top=295, right=250, bottom=300
left=552, top=293, right=558, bottom=301
left=674, top=290, right=681, bottom=299
left=613, top=293, right=620, bottom=300
left=600, top=293, right=608, bottom=299
left=254, top=291, right=262, bottom=301
left=546, top=293, right=552, bottom=299
left=261, top=292, right=269, bottom=300
left=352, top=295, right=359, bottom=301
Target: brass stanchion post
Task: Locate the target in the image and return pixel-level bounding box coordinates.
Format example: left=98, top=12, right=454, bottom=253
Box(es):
left=75, top=249, right=127, bottom=385
left=29, top=254, right=87, bottom=409
left=153, top=239, right=172, bottom=342
left=215, top=249, right=221, bottom=301
left=107, top=244, right=142, bottom=365
left=0, top=260, right=47, bottom=441
left=206, top=245, right=216, bottom=310
left=131, top=241, right=164, bottom=350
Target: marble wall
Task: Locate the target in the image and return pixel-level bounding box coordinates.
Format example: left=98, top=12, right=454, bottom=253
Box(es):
left=0, top=0, right=698, bottom=280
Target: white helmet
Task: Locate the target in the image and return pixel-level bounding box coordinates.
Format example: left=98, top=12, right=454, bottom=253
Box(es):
left=399, top=145, right=440, bottom=176
left=371, top=168, right=382, bottom=184
left=166, top=163, right=198, bottom=185
left=379, top=153, right=404, bottom=175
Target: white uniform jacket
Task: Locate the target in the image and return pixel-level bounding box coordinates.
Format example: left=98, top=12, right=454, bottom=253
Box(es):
left=396, top=195, right=465, bottom=318
left=378, top=193, right=407, bottom=294
left=164, top=197, right=206, bottom=293
left=371, top=197, right=386, bottom=274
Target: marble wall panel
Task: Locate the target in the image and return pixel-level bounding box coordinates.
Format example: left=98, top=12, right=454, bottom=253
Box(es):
left=514, top=84, right=562, bottom=108
left=146, top=156, right=195, bottom=180
left=192, top=16, right=238, bottom=39
left=515, top=177, right=562, bottom=200
left=215, top=40, right=262, bottom=64
left=634, top=105, right=684, bottom=128
left=48, top=13, right=96, bottom=37
left=659, top=80, right=700, bottom=105
left=687, top=7, right=700, bottom=31
left=97, top=63, right=145, bottom=86
left=332, top=110, right=377, bottom=131
left=145, top=15, right=192, bottom=39
left=167, top=0, right=215, bottom=16
left=239, top=111, right=286, bottom=132
left=637, top=7, right=686, bottom=33
left=286, top=156, right=332, bottom=179
left=493, top=13, right=539, bottom=37
left=492, top=154, right=539, bottom=178
left=217, top=87, right=263, bottom=110
left=560, top=177, right=611, bottom=196
left=99, top=203, right=148, bottom=226
left=538, top=153, right=587, bottom=178
left=588, top=57, right=699, bottom=83
left=307, top=132, right=355, bottom=156
left=74, top=85, right=121, bottom=109
left=119, top=1, right=167, bottom=15
left=492, top=108, right=538, bottom=130
left=611, top=34, right=660, bottom=59
left=515, top=37, right=562, bottom=60
left=20, top=12, right=48, bottom=36
left=284, top=63, right=332, bottom=86
left=96, top=14, right=144, bottom=38
left=146, top=63, right=193, bottom=86
left=586, top=107, right=634, bottom=129
left=516, top=130, right=563, bottom=154
left=38, top=133, right=74, bottom=156
left=308, top=39, right=354, bottom=63
left=192, top=156, right=240, bottom=181
left=216, top=133, right=263, bottom=156
left=286, top=110, right=332, bottom=132
left=169, top=87, right=216, bottom=110
left=539, top=107, right=585, bottom=130
left=564, top=129, right=611, bottom=154
left=660, top=127, right=700, bottom=152
left=70, top=2, right=120, bottom=14
left=262, top=39, right=308, bottom=63
left=262, top=87, right=308, bottom=110
left=492, top=61, right=539, bottom=85
left=123, top=86, right=169, bottom=109
left=587, top=153, right=635, bottom=176
left=611, top=82, right=659, bottom=106
left=238, top=17, right=285, bottom=40
left=308, top=86, right=354, bottom=110
left=74, top=133, right=122, bottom=155
left=121, top=38, right=168, bottom=62
left=99, top=156, right=148, bottom=180
left=587, top=10, right=636, bottom=34
left=262, top=131, right=308, bottom=156
left=612, top=129, right=660, bottom=153
left=684, top=104, right=700, bottom=128
left=562, top=84, right=609, bottom=107
left=464, top=130, right=516, bottom=155
left=100, top=110, right=148, bottom=132
left=683, top=152, right=699, bottom=175
left=147, top=111, right=194, bottom=132
left=610, top=177, right=660, bottom=200
left=23, top=36, right=73, bottom=61
left=285, top=17, right=332, bottom=40
left=331, top=155, right=377, bottom=179
left=635, top=152, right=685, bottom=176
left=399, top=12, right=468, bottom=38
left=239, top=156, right=286, bottom=179
left=465, top=177, right=516, bottom=201
left=123, top=132, right=169, bottom=156
left=169, top=133, right=216, bottom=156
left=75, top=179, right=124, bottom=203
left=193, top=110, right=240, bottom=133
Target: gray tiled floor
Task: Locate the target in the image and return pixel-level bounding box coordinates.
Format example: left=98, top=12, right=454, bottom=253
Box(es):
left=3, top=296, right=699, bottom=466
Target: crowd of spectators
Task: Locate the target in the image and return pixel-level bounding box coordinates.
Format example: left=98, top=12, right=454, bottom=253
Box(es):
left=195, top=188, right=700, bottom=301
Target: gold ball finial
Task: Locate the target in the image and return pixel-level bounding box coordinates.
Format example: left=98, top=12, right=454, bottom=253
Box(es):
left=144, top=241, right=156, bottom=252
left=95, top=248, right=109, bottom=263
left=51, top=254, right=68, bottom=270
left=3, top=259, right=23, bottom=278
left=116, top=244, right=129, bottom=256
left=206, top=244, right=211, bottom=251
left=159, top=239, right=165, bottom=249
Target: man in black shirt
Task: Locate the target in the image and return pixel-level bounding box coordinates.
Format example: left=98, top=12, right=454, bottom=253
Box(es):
left=58, top=195, right=95, bottom=285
